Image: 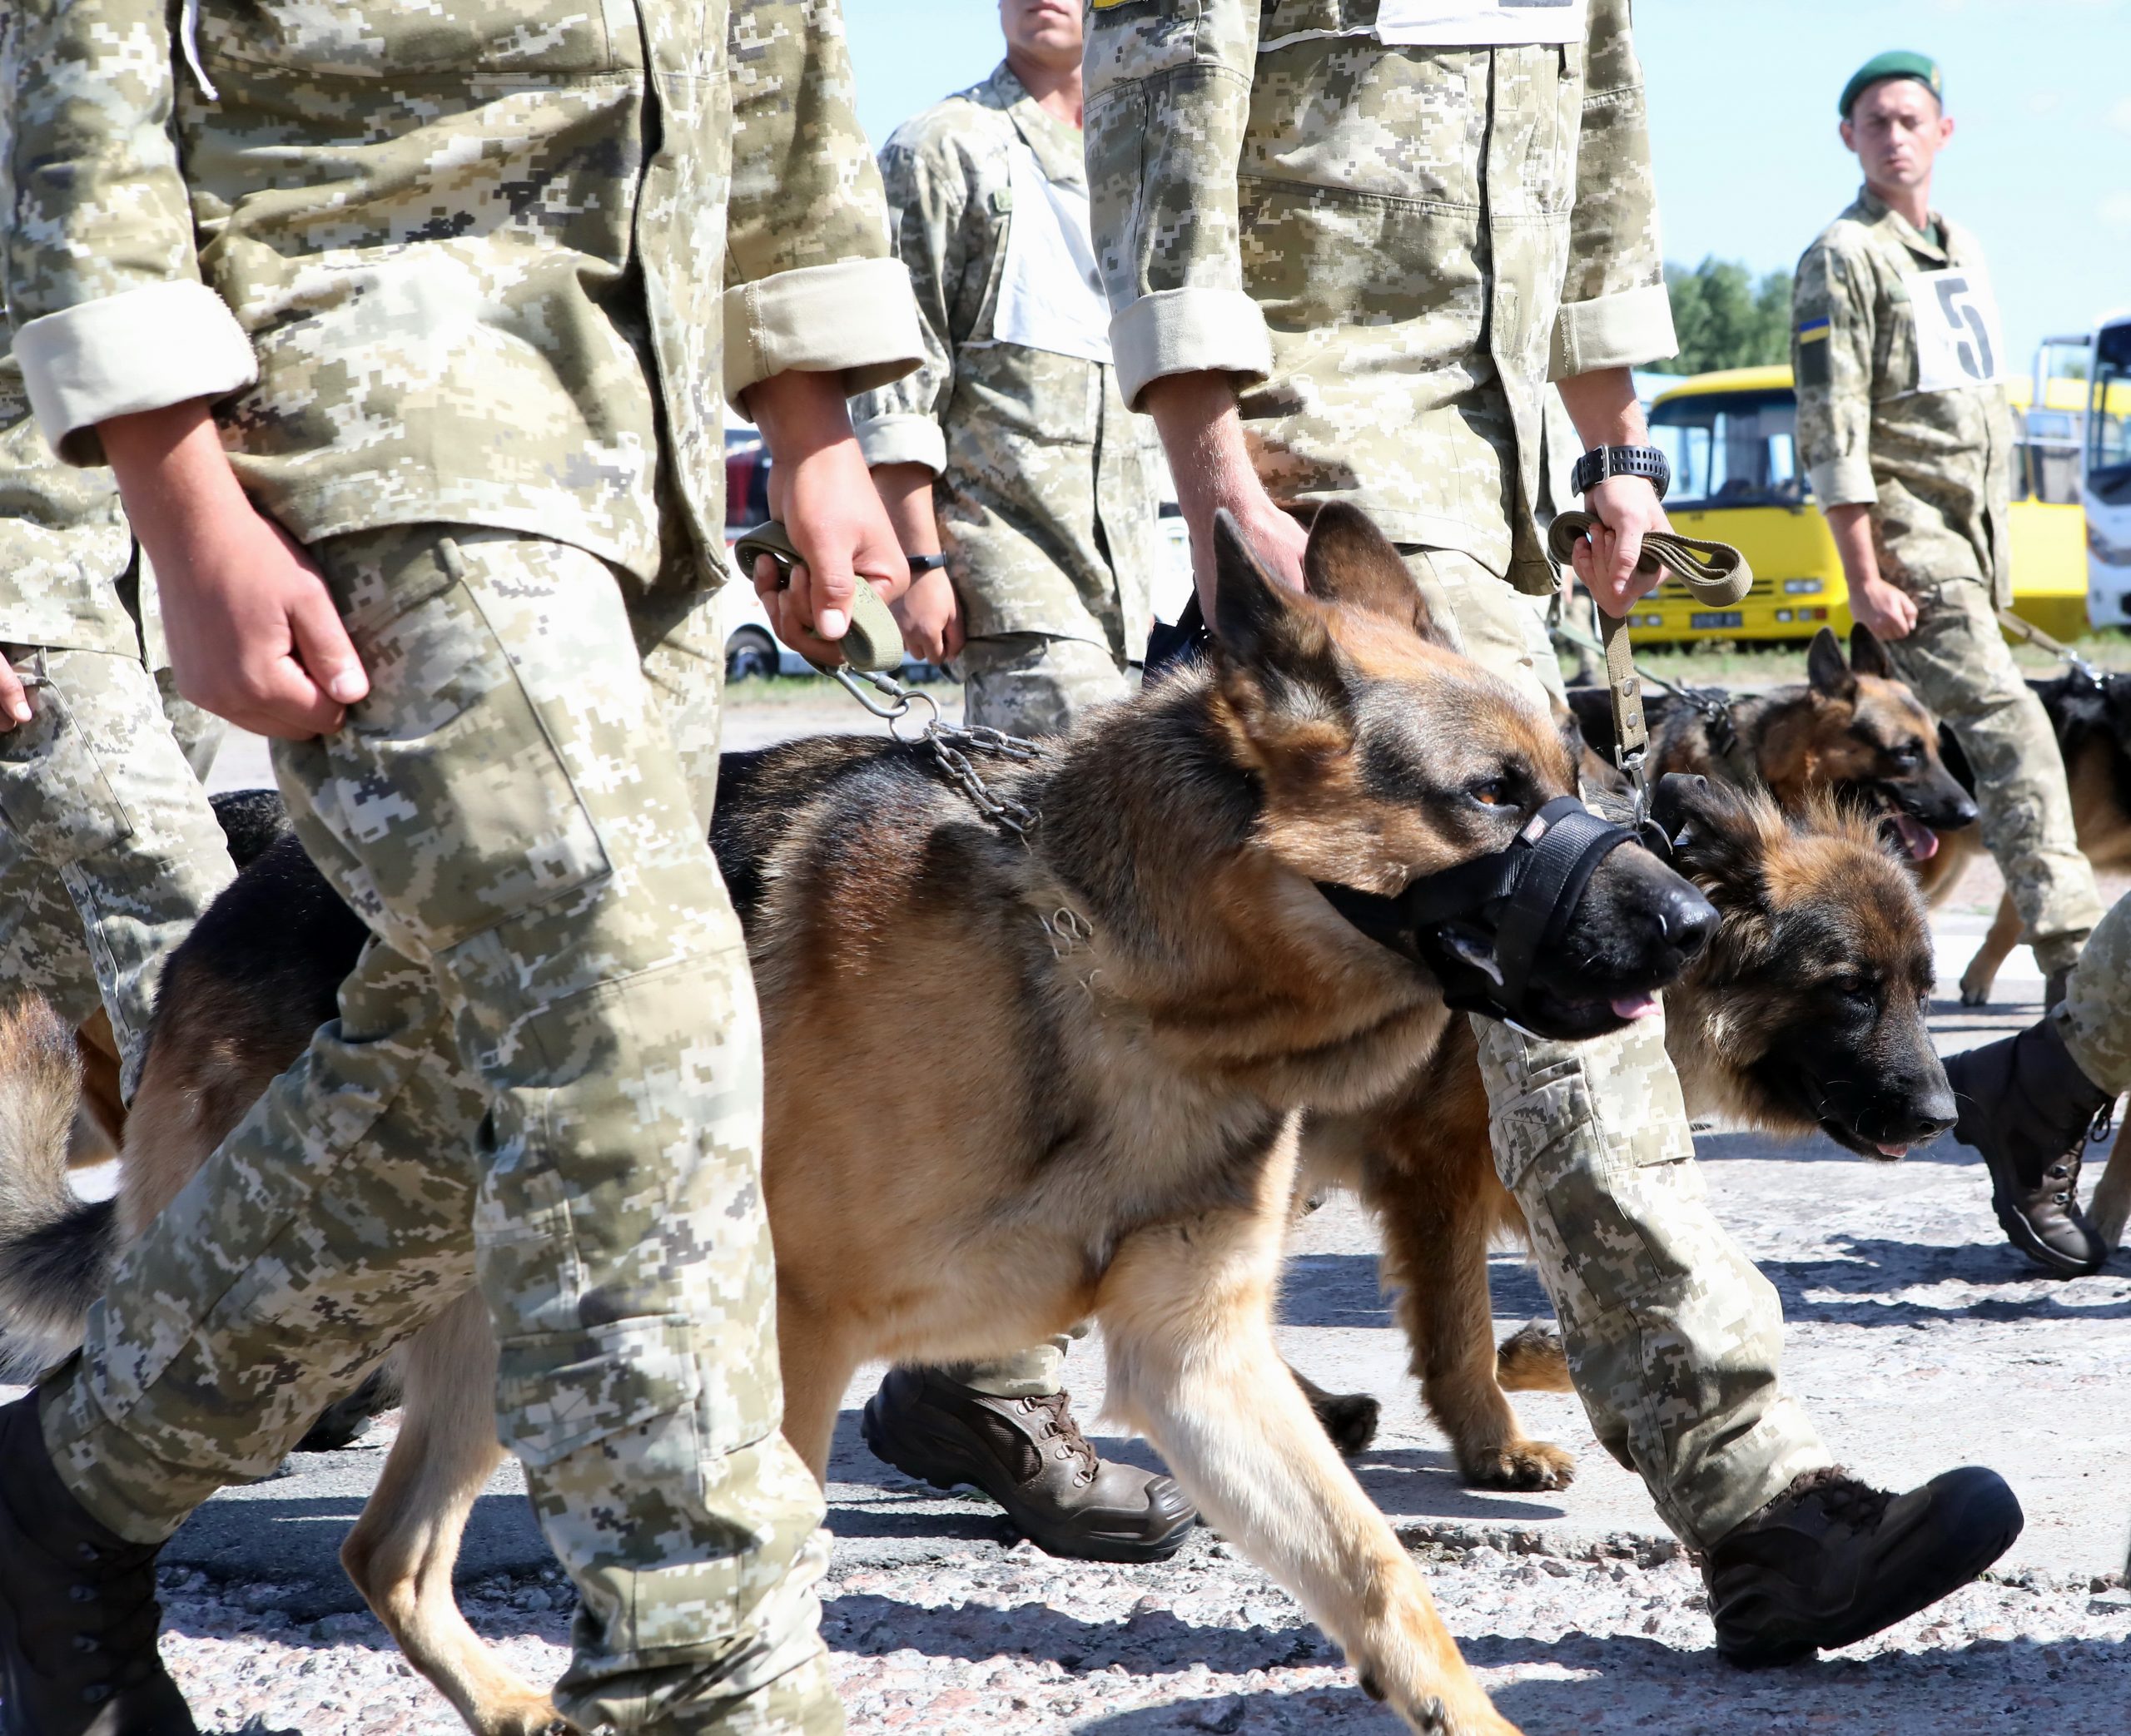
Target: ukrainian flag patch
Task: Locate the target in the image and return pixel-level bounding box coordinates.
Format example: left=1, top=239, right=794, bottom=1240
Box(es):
left=1796, top=317, right=1831, bottom=386
left=1796, top=318, right=1830, bottom=340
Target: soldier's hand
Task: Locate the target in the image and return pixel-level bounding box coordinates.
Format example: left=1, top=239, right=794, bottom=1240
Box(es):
left=0, top=660, right=32, bottom=731
left=749, top=373, right=909, bottom=666
left=98, top=401, right=368, bottom=739
left=1849, top=573, right=1920, bottom=641
left=1572, top=475, right=1673, bottom=616
left=892, top=564, right=965, bottom=666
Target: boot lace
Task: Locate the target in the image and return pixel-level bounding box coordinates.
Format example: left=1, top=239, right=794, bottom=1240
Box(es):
left=1025, top=1392, right=1099, bottom=1486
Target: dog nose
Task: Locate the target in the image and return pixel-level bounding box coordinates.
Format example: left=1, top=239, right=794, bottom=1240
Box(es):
left=1658, top=884, right=1718, bottom=958
left=1947, top=796, right=1979, bottom=829
left=1900, top=1079, right=1960, bottom=1143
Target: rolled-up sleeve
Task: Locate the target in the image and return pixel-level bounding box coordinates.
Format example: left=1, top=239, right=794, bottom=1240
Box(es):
left=849, top=122, right=970, bottom=479
left=2, top=0, right=256, bottom=464
left=1792, top=240, right=1879, bottom=508
left=723, top=0, right=924, bottom=407
left=1085, top=0, right=1271, bottom=408
left=1549, top=0, right=1676, bottom=380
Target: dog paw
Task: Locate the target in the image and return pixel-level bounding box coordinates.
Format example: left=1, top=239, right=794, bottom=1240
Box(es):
left=1958, top=978, right=1995, bottom=1008
left=1461, top=1439, right=1577, bottom=1491
left=1309, top=1388, right=1383, bottom=1456
left=1494, top=1322, right=1572, bottom=1391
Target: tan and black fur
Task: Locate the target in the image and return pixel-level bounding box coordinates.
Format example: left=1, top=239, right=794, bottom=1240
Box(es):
left=1292, top=775, right=1955, bottom=1490
left=0, top=507, right=1738, bottom=1736
left=1569, top=624, right=1979, bottom=889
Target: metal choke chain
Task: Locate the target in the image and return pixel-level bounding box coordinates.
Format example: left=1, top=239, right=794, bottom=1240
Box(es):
left=829, top=666, right=1041, bottom=837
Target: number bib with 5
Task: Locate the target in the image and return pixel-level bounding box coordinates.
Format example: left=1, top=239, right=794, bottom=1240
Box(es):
left=1906, top=266, right=2007, bottom=394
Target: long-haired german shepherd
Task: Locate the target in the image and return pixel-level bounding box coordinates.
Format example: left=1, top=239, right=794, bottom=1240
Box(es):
left=1291, top=774, right=1955, bottom=1487
left=0, top=507, right=1738, bottom=1736
left=1567, top=624, right=1978, bottom=879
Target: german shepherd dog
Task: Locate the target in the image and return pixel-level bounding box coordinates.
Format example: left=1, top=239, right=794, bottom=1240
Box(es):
left=1567, top=624, right=1979, bottom=879
left=1290, top=774, right=1955, bottom=1487
left=0, top=508, right=1732, bottom=1736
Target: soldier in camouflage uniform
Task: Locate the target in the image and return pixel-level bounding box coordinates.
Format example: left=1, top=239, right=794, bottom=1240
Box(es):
left=843, top=0, right=1194, bottom=1566
left=1793, top=52, right=2100, bottom=1000
left=1087, top=0, right=2022, bottom=1665
left=1945, top=878, right=2131, bottom=1277
left=0, top=3, right=921, bottom=1733
left=0, top=315, right=236, bottom=1105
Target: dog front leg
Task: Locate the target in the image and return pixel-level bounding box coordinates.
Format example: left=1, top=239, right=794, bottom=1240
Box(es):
left=1100, top=1214, right=1519, bottom=1736
left=1959, top=890, right=2024, bottom=1007
left=341, top=1292, right=563, bottom=1736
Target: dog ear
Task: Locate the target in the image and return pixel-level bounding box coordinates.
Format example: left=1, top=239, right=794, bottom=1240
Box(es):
left=1651, top=773, right=1767, bottom=895
left=1209, top=509, right=1342, bottom=692
left=1848, top=622, right=1895, bottom=680
left=1300, top=502, right=1455, bottom=648
left=1806, top=626, right=1856, bottom=701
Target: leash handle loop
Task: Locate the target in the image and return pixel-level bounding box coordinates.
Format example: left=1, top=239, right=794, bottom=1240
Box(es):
left=733, top=520, right=907, bottom=675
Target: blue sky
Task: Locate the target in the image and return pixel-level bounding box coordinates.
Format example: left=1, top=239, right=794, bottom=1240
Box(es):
left=844, top=0, right=2131, bottom=370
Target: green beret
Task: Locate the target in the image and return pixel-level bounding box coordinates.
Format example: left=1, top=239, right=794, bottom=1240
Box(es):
left=1840, top=51, right=1945, bottom=118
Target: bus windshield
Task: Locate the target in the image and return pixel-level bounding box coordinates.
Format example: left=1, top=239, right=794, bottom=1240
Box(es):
left=1649, top=389, right=1806, bottom=508
left=2090, top=321, right=2131, bottom=504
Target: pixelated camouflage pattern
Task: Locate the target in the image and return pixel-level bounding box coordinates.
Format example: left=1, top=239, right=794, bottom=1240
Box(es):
left=1, top=0, right=890, bottom=593
left=1084, top=0, right=1670, bottom=593
left=1877, top=576, right=2100, bottom=966
left=0, top=647, right=235, bottom=1098
left=2059, top=888, right=2131, bottom=1097
left=850, top=64, right=1160, bottom=660
left=44, top=527, right=840, bottom=1734
left=957, top=633, right=1135, bottom=741
left=1433, top=557, right=1834, bottom=1551
left=1792, top=192, right=2015, bottom=603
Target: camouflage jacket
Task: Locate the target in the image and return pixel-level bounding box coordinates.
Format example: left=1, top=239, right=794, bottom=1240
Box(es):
left=1084, top=0, right=1676, bottom=594
left=849, top=64, right=1159, bottom=657
left=0, top=1, right=922, bottom=593
left=0, top=313, right=137, bottom=657
left=1792, top=190, right=2014, bottom=603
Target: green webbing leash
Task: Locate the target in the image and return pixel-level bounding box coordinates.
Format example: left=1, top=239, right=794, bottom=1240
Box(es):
left=733, top=521, right=1041, bottom=836
left=1547, top=511, right=1754, bottom=821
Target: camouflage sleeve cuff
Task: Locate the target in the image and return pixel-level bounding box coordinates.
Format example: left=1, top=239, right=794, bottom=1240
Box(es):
left=852, top=412, right=946, bottom=476
left=1807, top=457, right=1878, bottom=508
left=1109, top=289, right=1273, bottom=411
left=1549, top=284, right=1678, bottom=381
left=15, top=283, right=257, bottom=467
left=723, top=258, right=926, bottom=409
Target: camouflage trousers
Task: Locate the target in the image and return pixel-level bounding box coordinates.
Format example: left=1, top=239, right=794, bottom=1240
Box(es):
left=0, top=642, right=235, bottom=1098
left=941, top=633, right=1132, bottom=1398
left=1418, top=551, right=1832, bottom=1551
left=40, top=527, right=840, bottom=1735
left=956, top=632, right=1134, bottom=742
left=2059, top=886, right=2131, bottom=1097
left=1885, top=575, right=2101, bottom=974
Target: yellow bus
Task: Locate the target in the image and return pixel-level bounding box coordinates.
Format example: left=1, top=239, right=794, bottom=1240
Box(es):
left=1632, top=365, right=2090, bottom=644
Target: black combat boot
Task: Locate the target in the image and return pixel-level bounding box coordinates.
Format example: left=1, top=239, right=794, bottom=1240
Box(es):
left=1706, top=1465, right=2023, bottom=1668
left=0, top=1393, right=197, bottom=1736
left=862, top=1366, right=1197, bottom=1563
left=1942, top=1016, right=2116, bottom=1277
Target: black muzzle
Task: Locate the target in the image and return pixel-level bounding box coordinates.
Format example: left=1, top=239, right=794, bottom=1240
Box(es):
left=1316, top=795, right=1647, bottom=1034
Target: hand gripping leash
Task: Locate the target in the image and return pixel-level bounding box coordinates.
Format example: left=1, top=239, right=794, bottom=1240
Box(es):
left=1546, top=511, right=1753, bottom=835
left=733, top=522, right=1041, bottom=836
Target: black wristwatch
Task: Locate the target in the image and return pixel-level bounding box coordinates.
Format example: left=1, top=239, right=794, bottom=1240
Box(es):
left=1571, top=444, right=1671, bottom=501
left=907, top=553, right=948, bottom=575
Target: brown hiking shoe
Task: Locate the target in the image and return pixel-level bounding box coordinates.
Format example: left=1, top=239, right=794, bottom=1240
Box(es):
left=0, top=1393, right=198, bottom=1736
left=1942, top=1016, right=2115, bottom=1277
left=1707, top=1465, right=2022, bottom=1668
left=862, top=1366, right=1196, bottom=1563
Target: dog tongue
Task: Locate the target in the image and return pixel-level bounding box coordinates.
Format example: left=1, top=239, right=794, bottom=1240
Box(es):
left=1611, top=993, right=1660, bottom=1020
left=1875, top=1141, right=1911, bottom=1158
left=1893, top=814, right=1940, bottom=861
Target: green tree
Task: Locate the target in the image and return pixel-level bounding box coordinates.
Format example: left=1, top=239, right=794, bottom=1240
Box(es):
left=1650, top=257, right=1794, bottom=374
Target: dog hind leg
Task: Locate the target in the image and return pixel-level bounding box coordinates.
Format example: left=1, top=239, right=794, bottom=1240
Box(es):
left=342, top=1290, right=564, bottom=1736
left=1099, top=1191, right=1519, bottom=1731
left=1959, top=890, right=2025, bottom=1008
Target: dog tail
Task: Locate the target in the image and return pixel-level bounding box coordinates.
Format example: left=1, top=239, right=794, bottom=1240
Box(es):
left=1494, top=1321, right=1573, bottom=1392
left=0, top=997, right=117, bottom=1379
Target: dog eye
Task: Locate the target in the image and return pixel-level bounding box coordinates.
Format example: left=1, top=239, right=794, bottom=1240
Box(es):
left=1468, top=776, right=1511, bottom=806
left=1890, top=742, right=1922, bottom=767
left=1832, top=974, right=1876, bottom=1004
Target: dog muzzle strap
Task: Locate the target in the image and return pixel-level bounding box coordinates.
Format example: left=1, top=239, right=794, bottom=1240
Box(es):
left=1317, top=795, right=1640, bottom=1023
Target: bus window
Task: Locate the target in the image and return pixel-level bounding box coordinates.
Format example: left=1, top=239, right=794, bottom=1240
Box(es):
left=2090, top=323, right=2131, bottom=506
left=1650, top=389, right=1806, bottom=508
left=2013, top=406, right=2084, bottom=504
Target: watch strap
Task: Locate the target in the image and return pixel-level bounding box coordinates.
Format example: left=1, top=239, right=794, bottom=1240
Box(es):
left=1572, top=444, right=1671, bottom=501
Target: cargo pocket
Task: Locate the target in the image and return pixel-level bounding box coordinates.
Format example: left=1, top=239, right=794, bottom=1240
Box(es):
left=293, top=564, right=611, bottom=964
left=0, top=651, right=135, bottom=866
